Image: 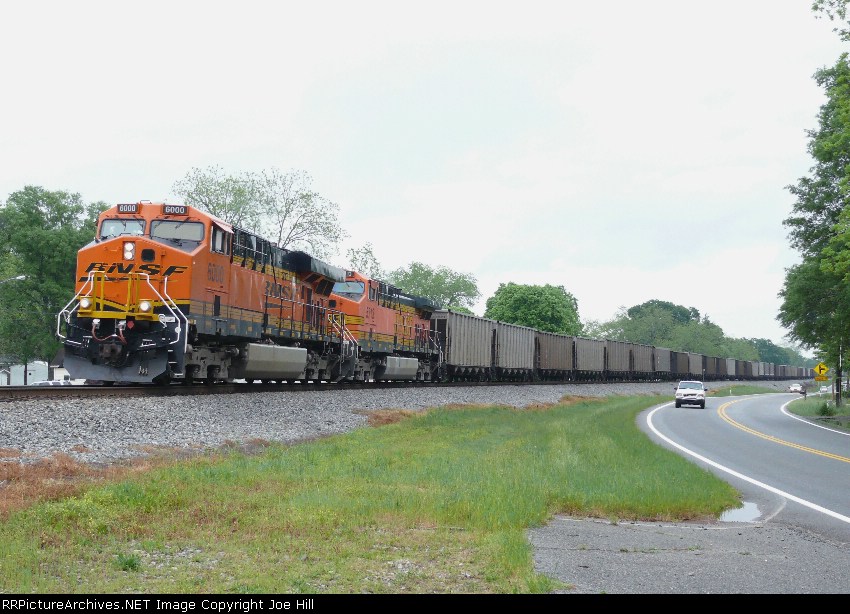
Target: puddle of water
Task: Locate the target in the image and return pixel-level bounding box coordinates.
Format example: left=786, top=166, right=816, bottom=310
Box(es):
left=720, top=501, right=760, bottom=522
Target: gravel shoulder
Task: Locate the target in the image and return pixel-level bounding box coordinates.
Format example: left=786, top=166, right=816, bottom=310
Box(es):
left=529, top=515, right=850, bottom=594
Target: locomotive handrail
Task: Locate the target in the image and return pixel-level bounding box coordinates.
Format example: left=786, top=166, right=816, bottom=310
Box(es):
left=150, top=273, right=188, bottom=353
left=429, top=331, right=443, bottom=365
left=327, top=312, right=359, bottom=361
left=56, top=273, right=98, bottom=342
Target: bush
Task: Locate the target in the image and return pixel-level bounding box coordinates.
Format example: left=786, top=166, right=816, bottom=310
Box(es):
left=818, top=402, right=837, bottom=417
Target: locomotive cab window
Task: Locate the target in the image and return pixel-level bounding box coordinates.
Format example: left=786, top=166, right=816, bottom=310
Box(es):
left=100, top=219, right=145, bottom=239
left=332, top=281, right=365, bottom=300
left=211, top=225, right=231, bottom=255
left=150, top=220, right=204, bottom=249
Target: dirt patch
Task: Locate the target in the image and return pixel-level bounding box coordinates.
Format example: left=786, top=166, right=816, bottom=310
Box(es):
left=0, top=438, right=285, bottom=518
left=813, top=414, right=850, bottom=430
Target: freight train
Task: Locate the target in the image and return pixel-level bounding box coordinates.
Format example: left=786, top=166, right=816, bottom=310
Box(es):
left=56, top=201, right=813, bottom=386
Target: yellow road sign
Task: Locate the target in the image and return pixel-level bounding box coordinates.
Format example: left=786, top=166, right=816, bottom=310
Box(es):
left=815, top=362, right=829, bottom=376
left=815, top=376, right=828, bottom=382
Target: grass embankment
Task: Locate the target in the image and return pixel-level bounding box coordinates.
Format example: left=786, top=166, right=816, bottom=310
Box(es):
left=785, top=392, right=850, bottom=430
left=0, top=394, right=742, bottom=594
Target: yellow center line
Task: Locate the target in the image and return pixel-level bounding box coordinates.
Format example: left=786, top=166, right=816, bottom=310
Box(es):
left=717, top=399, right=850, bottom=463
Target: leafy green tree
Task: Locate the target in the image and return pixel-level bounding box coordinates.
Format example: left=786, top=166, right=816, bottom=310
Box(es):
left=580, top=318, right=607, bottom=339
left=747, top=338, right=802, bottom=365
left=627, top=300, right=700, bottom=325
left=778, top=259, right=849, bottom=369
left=483, top=283, right=582, bottom=335
left=173, top=166, right=347, bottom=259
left=783, top=55, right=850, bottom=259
left=719, top=338, right=760, bottom=362
left=0, top=187, right=106, bottom=370
left=618, top=305, right=680, bottom=346
left=778, top=4, right=850, bottom=396
left=779, top=52, right=850, bottom=390
left=387, top=262, right=480, bottom=311
left=663, top=318, right=723, bottom=356
left=584, top=310, right=627, bottom=341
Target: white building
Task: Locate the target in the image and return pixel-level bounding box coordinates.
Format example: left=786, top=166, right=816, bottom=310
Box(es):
left=0, top=360, right=49, bottom=385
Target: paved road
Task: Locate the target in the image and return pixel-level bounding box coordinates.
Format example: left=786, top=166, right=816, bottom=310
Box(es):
left=529, top=394, right=850, bottom=594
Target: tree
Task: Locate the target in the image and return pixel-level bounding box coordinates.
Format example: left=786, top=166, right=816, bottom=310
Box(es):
left=483, top=283, right=582, bottom=335
left=667, top=319, right=726, bottom=356
left=747, top=338, right=802, bottom=365
left=779, top=53, right=850, bottom=391
left=0, top=187, right=106, bottom=370
left=778, top=259, right=849, bottom=366
left=173, top=166, right=347, bottom=259
left=720, top=338, right=760, bottom=362
left=618, top=304, right=680, bottom=346
left=387, top=262, right=480, bottom=311
left=254, top=168, right=347, bottom=260
left=813, top=0, right=850, bottom=41
left=172, top=165, right=259, bottom=229
left=783, top=55, right=850, bottom=259
left=778, top=4, right=850, bottom=398
left=627, top=300, right=700, bottom=325
left=345, top=242, right=386, bottom=281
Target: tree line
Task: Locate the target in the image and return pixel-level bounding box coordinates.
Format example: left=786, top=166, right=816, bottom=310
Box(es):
left=0, top=166, right=810, bottom=370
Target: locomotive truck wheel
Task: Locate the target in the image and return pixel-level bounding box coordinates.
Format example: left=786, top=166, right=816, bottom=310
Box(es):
left=205, top=366, right=219, bottom=386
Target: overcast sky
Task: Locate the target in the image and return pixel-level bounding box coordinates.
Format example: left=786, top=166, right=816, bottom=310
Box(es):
left=1, top=1, right=846, bottom=351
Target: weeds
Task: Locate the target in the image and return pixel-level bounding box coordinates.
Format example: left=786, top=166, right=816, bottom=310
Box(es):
left=116, top=552, right=141, bottom=572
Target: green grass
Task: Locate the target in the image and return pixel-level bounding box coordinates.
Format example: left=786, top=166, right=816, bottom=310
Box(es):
left=0, top=395, right=741, bottom=594
left=784, top=392, right=850, bottom=429
left=708, top=384, right=782, bottom=397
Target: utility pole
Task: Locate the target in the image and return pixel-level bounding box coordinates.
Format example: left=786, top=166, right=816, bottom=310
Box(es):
left=838, top=341, right=843, bottom=408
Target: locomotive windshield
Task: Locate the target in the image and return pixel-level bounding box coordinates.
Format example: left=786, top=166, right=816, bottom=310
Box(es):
left=332, top=281, right=365, bottom=299
left=100, top=218, right=145, bottom=239
left=150, top=220, right=204, bottom=243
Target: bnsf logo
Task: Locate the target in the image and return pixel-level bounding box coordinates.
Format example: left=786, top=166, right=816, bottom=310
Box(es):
left=80, top=262, right=188, bottom=281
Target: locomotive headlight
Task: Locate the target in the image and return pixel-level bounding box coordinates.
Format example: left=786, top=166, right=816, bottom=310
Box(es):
left=79, top=297, right=92, bottom=310
left=138, top=300, right=152, bottom=313
left=123, top=241, right=135, bottom=260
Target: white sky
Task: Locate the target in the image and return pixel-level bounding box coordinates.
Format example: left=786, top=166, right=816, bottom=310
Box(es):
left=1, top=1, right=846, bottom=352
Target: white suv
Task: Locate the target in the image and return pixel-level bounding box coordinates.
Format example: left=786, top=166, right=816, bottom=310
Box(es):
left=674, top=380, right=706, bottom=408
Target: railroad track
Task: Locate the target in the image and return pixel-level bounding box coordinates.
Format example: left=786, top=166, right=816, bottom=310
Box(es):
left=0, top=379, right=569, bottom=402
left=0, top=378, right=792, bottom=403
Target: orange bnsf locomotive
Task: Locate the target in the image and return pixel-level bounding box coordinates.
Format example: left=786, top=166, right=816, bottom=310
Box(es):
left=57, top=201, right=442, bottom=385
